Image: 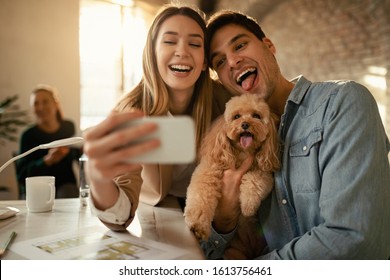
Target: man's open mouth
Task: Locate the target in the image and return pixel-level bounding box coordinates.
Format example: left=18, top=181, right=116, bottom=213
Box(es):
left=236, top=67, right=257, bottom=90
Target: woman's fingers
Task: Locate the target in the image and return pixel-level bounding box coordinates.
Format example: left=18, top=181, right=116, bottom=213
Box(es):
left=91, top=137, right=160, bottom=177
left=83, top=111, right=159, bottom=160
left=84, top=110, right=144, bottom=140
left=82, top=110, right=162, bottom=185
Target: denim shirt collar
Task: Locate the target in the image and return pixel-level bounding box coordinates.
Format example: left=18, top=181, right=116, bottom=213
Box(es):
left=287, top=75, right=312, bottom=105
left=279, top=75, right=312, bottom=140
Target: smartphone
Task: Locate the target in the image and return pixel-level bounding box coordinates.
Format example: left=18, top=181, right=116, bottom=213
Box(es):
left=116, top=116, right=196, bottom=164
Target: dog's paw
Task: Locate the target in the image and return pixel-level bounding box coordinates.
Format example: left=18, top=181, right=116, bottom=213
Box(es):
left=184, top=214, right=211, bottom=241
left=240, top=187, right=262, bottom=216
left=240, top=202, right=257, bottom=217
left=191, top=224, right=211, bottom=241
left=185, top=220, right=211, bottom=241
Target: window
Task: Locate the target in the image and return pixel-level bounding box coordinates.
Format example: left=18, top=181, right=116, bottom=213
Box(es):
left=79, top=0, right=148, bottom=130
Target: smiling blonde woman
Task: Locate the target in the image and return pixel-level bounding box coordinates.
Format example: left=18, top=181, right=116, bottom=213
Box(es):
left=83, top=4, right=231, bottom=231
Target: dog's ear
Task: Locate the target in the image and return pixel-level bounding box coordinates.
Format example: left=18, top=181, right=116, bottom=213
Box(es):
left=200, top=117, right=235, bottom=168
left=256, top=112, right=280, bottom=172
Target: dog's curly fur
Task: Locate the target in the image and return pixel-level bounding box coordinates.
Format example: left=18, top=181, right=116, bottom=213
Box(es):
left=184, top=94, right=280, bottom=259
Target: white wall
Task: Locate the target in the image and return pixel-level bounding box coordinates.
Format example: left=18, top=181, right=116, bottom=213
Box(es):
left=0, top=0, right=80, bottom=199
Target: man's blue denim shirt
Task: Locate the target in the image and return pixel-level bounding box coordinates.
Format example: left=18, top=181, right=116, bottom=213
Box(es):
left=202, top=75, right=390, bottom=259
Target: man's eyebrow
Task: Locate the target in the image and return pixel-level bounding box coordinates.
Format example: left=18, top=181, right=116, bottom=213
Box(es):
left=210, top=33, right=248, bottom=63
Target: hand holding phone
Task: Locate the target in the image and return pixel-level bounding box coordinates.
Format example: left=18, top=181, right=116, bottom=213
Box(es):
left=116, top=116, right=196, bottom=164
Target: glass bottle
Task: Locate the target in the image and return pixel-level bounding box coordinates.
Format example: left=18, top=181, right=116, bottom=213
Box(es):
left=79, top=153, right=90, bottom=207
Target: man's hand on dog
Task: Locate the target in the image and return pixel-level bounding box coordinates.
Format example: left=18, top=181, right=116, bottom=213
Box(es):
left=212, top=156, right=254, bottom=234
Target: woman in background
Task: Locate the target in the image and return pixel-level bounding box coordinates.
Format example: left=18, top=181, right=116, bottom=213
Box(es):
left=83, top=4, right=231, bottom=231
left=17, top=84, right=82, bottom=199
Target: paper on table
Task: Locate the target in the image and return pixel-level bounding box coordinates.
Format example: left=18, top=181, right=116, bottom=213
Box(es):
left=10, top=226, right=190, bottom=260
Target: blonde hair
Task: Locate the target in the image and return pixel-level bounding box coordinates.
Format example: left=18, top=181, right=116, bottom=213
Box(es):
left=31, top=84, right=64, bottom=122
left=115, top=4, right=212, bottom=152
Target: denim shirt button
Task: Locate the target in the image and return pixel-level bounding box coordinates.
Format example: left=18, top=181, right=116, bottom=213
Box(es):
left=281, top=199, right=287, bottom=205
left=215, top=240, right=219, bottom=245
left=303, top=145, right=307, bottom=151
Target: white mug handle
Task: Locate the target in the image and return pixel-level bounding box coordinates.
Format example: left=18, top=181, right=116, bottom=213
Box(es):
left=48, top=182, right=56, bottom=205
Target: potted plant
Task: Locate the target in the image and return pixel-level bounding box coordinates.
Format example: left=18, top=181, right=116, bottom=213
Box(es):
left=0, top=95, right=30, bottom=145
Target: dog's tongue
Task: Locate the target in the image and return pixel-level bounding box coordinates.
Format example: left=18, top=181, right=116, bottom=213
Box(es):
left=240, top=135, right=253, bottom=148
left=241, top=73, right=256, bottom=91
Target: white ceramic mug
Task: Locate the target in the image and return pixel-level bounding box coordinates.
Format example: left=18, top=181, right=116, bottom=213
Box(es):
left=26, top=176, right=56, bottom=212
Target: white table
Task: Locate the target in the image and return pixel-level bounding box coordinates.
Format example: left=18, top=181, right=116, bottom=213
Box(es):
left=0, top=196, right=204, bottom=260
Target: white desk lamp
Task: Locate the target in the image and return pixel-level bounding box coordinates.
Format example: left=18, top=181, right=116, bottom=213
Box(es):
left=0, top=137, right=84, bottom=173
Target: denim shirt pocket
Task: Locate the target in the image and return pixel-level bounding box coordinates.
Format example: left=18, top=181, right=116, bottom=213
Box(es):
left=290, top=128, right=322, bottom=156
left=288, top=128, right=323, bottom=193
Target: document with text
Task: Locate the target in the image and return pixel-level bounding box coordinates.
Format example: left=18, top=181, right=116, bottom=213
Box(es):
left=11, top=226, right=190, bottom=260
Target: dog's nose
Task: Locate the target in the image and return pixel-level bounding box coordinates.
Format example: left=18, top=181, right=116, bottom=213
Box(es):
left=242, top=122, right=250, bottom=130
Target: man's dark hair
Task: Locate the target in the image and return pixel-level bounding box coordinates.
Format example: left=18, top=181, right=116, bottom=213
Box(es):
left=207, top=10, right=266, bottom=61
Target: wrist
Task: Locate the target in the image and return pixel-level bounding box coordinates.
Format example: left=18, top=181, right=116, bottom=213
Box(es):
left=90, top=181, right=119, bottom=210
left=213, top=204, right=240, bottom=234
left=212, top=216, right=238, bottom=234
